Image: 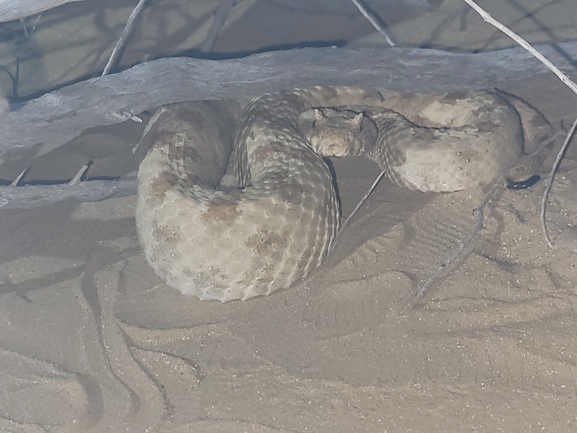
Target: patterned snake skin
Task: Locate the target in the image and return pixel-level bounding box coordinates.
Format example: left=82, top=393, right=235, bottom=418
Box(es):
left=135, top=87, right=551, bottom=301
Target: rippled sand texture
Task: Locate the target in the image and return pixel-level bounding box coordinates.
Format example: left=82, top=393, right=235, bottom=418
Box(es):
left=1, top=0, right=576, bottom=431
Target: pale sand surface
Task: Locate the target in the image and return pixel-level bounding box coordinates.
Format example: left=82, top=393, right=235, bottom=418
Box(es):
left=1, top=1, right=577, bottom=432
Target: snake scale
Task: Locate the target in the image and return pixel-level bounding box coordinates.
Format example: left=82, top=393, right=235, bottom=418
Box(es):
left=135, top=87, right=551, bottom=302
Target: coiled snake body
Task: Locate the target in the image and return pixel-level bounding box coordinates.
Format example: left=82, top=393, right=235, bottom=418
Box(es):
left=136, top=87, right=550, bottom=301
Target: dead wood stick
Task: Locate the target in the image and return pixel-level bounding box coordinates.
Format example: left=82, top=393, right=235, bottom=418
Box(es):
left=0, top=0, right=87, bottom=23
left=462, top=0, right=577, bottom=94
left=0, top=178, right=137, bottom=209
left=413, top=0, right=577, bottom=303
left=540, top=119, right=577, bottom=247
left=462, top=0, right=577, bottom=248
left=2, top=42, right=577, bottom=155
left=102, top=0, right=148, bottom=76
left=350, top=0, right=395, bottom=46
left=200, top=0, right=236, bottom=52
left=414, top=176, right=502, bottom=304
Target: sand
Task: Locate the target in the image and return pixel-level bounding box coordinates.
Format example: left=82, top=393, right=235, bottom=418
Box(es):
left=0, top=0, right=576, bottom=432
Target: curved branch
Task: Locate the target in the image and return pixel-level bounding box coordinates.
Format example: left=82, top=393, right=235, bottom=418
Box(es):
left=2, top=42, right=576, bottom=154
left=0, top=0, right=87, bottom=22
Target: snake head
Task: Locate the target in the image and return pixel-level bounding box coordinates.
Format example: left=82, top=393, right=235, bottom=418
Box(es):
left=298, top=107, right=378, bottom=158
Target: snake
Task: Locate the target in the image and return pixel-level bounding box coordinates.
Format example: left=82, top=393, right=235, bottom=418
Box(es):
left=135, top=87, right=551, bottom=302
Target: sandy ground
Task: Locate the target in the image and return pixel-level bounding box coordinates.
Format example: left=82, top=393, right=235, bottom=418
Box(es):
left=0, top=0, right=577, bottom=432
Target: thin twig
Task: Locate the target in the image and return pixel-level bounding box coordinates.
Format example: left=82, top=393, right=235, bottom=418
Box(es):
left=350, top=0, right=396, bottom=47
left=200, top=0, right=236, bottom=53
left=68, top=161, right=93, bottom=186
left=29, top=13, right=43, bottom=34
left=461, top=0, right=577, bottom=248
left=0, top=178, right=137, bottom=209
left=0, top=159, right=135, bottom=208
left=10, top=167, right=28, bottom=186
left=414, top=176, right=503, bottom=304
left=540, top=118, right=577, bottom=247
left=462, top=0, right=577, bottom=95
left=526, top=131, right=563, bottom=157
left=0, top=0, right=88, bottom=24
left=19, top=18, right=29, bottom=38
left=102, top=0, right=148, bottom=76
left=331, top=168, right=387, bottom=252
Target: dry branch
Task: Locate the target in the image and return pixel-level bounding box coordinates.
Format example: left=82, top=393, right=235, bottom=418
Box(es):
left=461, top=0, right=577, bottom=249
left=350, top=0, right=395, bottom=46
left=0, top=178, right=136, bottom=209
left=2, top=42, right=576, bottom=209
left=200, top=0, right=236, bottom=53
left=2, top=42, right=577, bottom=154
left=102, top=0, right=148, bottom=76
left=0, top=0, right=87, bottom=22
